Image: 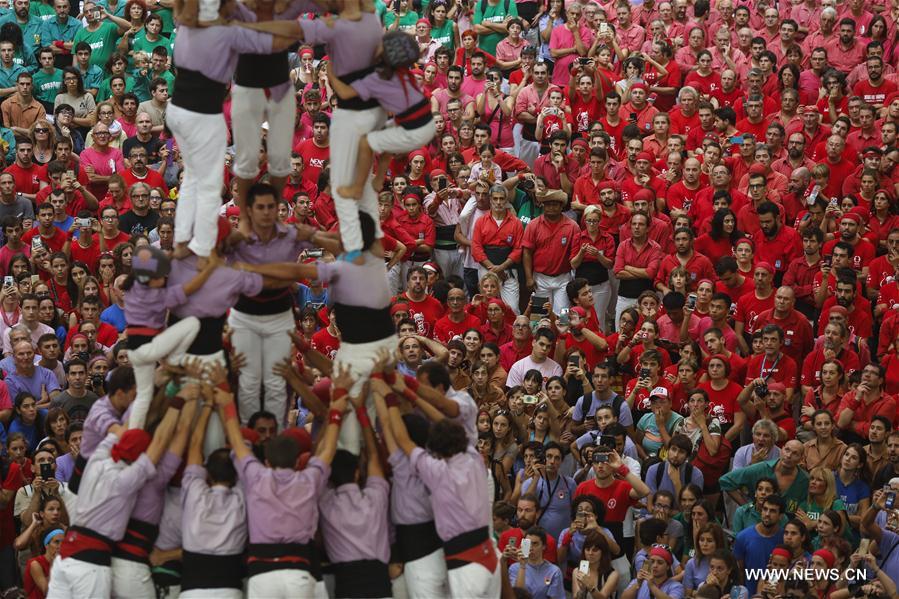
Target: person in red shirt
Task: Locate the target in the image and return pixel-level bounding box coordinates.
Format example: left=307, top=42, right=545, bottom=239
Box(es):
left=497, top=491, right=558, bottom=563
left=433, top=287, right=482, bottom=345
left=393, top=266, right=445, bottom=338
left=738, top=381, right=797, bottom=443
left=783, top=228, right=824, bottom=318
left=397, top=193, right=437, bottom=270
left=836, top=363, right=896, bottom=443
left=471, top=185, right=524, bottom=311
left=311, top=307, right=340, bottom=360
left=120, top=146, right=168, bottom=196
left=743, top=324, right=799, bottom=405
left=69, top=212, right=102, bottom=271
left=801, top=321, right=860, bottom=394
left=522, top=193, right=582, bottom=311
left=665, top=157, right=703, bottom=219
left=819, top=135, right=857, bottom=198
left=753, top=286, right=814, bottom=367
left=294, top=113, right=330, bottom=188
left=97, top=206, right=131, bottom=253
left=754, top=202, right=803, bottom=281
left=571, top=148, right=612, bottom=212
left=822, top=212, right=876, bottom=278
left=500, top=315, right=533, bottom=371
left=733, top=261, right=776, bottom=342
left=818, top=274, right=874, bottom=341
left=22, top=202, right=68, bottom=254
left=853, top=56, right=897, bottom=108
left=573, top=446, right=650, bottom=542
left=3, top=139, right=44, bottom=202
left=655, top=227, right=715, bottom=294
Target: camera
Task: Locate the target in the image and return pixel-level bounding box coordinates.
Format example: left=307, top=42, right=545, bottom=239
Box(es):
left=90, top=374, right=104, bottom=390
left=755, top=382, right=768, bottom=398
left=40, top=462, right=52, bottom=480
left=519, top=178, right=535, bottom=192
left=533, top=446, right=545, bottom=465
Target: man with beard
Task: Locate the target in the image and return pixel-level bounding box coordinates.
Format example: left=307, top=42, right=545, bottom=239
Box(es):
left=618, top=190, right=673, bottom=253
left=823, top=212, right=875, bottom=280
left=819, top=135, right=856, bottom=197
left=522, top=192, right=580, bottom=311
left=613, top=213, right=663, bottom=322
left=620, top=152, right=666, bottom=206
left=432, top=287, right=481, bottom=345
left=655, top=227, right=715, bottom=294
left=819, top=273, right=873, bottom=342
left=753, top=287, right=814, bottom=368
left=783, top=228, right=823, bottom=318
left=431, top=66, right=475, bottom=120
left=753, top=202, right=802, bottom=284
left=461, top=52, right=488, bottom=99
left=824, top=18, right=866, bottom=74
left=800, top=321, right=860, bottom=396
left=518, top=442, right=576, bottom=541
left=872, top=432, right=899, bottom=489
left=395, top=267, right=445, bottom=338
left=722, top=440, right=808, bottom=512
left=595, top=180, right=630, bottom=244
left=733, top=495, right=787, bottom=594
left=864, top=416, right=891, bottom=482
left=513, top=61, right=559, bottom=166
left=117, top=182, right=158, bottom=237
left=742, top=324, right=799, bottom=406
left=838, top=364, right=896, bottom=444
left=571, top=148, right=613, bottom=211
left=644, top=434, right=704, bottom=496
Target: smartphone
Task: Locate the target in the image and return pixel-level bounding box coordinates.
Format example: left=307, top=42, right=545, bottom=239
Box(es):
left=823, top=254, right=832, bottom=267
left=40, top=462, right=52, bottom=480
left=728, top=136, right=744, bottom=144
left=438, top=177, right=447, bottom=191
left=641, top=559, right=652, bottom=573
left=568, top=354, right=580, bottom=368
left=687, top=293, right=697, bottom=309
left=599, top=434, right=616, bottom=449
left=594, top=452, right=609, bottom=463
left=578, top=57, right=590, bottom=65
left=531, top=295, right=548, bottom=315
left=629, top=112, right=638, bottom=121
left=307, top=248, right=324, bottom=258
left=640, top=367, right=650, bottom=379
left=78, top=218, right=91, bottom=228
left=522, top=394, right=539, bottom=405
left=31, top=238, right=42, bottom=251
left=580, top=560, right=591, bottom=575
left=858, top=538, right=871, bottom=555
left=599, top=22, right=609, bottom=34
left=66, top=169, right=75, bottom=180
left=520, top=538, right=532, bottom=558
left=3, top=276, right=12, bottom=287
left=508, top=537, right=517, bottom=549
left=886, top=491, right=896, bottom=510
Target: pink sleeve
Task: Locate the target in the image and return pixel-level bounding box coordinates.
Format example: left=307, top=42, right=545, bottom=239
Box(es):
left=0, top=381, right=11, bottom=410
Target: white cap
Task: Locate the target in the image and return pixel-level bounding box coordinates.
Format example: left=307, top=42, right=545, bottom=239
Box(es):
left=649, top=386, right=669, bottom=400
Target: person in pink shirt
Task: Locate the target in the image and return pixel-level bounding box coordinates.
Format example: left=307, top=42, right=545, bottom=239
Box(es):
left=80, top=122, right=126, bottom=201
left=824, top=18, right=867, bottom=74
left=549, top=4, right=592, bottom=87
left=614, top=4, right=646, bottom=53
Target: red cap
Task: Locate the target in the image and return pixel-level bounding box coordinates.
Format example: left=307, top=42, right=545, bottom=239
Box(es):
left=771, top=547, right=792, bottom=561
left=828, top=305, right=849, bottom=317
left=631, top=82, right=648, bottom=93
left=312, top=377, right=332, bottom=405
left=216, top=216, right=231, bottom=245
left=813, top=549, right=836, bottom=568
left=281, top=427, right=312, bottom=455
left=767, top=381, right=786, bottom=393
left=225, top=205, right=241, bottom=218
left=801, top=104, right=820, bottom=114
left=390, top=302, right=410, bottom=315
left=570, top=306, right=587, bottom=319
left=755, top=261, right=775, bottom=275
left=841, top=212, right=862, bottom=225
left=597, top=180, right=619, bottom=193
left=748, top=163, right=767, bottom=175
left=299, top=48, right=313, bottom=59
left=110, top=429, right=151, bottom=463
left=649, top=546, right=673, bottom=565
left=430, top=169, right=447, bottom=179
left=632, top=189, right=655, bottom=203
left=636, top=151, right=653, bottom=162
left=240, top=427, right=260, bottom=445
left=571, top=138, right=588, bottom=149
left=416, top=18, right=431, bottom=28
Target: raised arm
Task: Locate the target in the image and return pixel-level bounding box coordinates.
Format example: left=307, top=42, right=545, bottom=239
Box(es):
left=237, top=260, right=318, bottom=281
left=182, top=252, right=222, bottom=296
left=215, top=387, right=252, bottom=460
left=146, top=386, right=198, bottom=464
left=187, top=391, right=214, bottom=466
left=234, top=19, right=304, bottom=38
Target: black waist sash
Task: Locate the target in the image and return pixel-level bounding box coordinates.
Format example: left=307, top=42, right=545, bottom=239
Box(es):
left=234, top=288, right=293, bottom=315
left=246, top=542, right=317, bottom=577
left=443, top=526, right=492, bottom=571
left=575, top=260, right=609, bottom=285
left=395, top=521, right=442, bottom=563
left=235, top=50, right=289, bottom=88
left=112, top=518, right=158, bottom=563
left=395, top=99, right=432, bottom=130
left=166, top=314, right=225, bottom=355
left=331, top=559, right=391, bottom=598
left=483, top=245, right=513, bottom=266
left=151, top=558, right=182, bottom=587
left=435, top=224, right=457, bottom=250
left=68, top=452, right=88, bottom=494
left=337, top=66, right=379, bottom=110
left=181, top=551, right=245, bottom=590
left=59, top=525, right=115, bottom=566
left=333, top=302, right=394, bottom=344
left=172, top=68, right=227, bottom=115
left=618, top=277, right=653, bottom=299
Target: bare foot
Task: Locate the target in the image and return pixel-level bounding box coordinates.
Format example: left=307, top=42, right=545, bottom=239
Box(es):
left=172, top=243, right=193, bottom=260
left=337, top=184, right=363, bottom=200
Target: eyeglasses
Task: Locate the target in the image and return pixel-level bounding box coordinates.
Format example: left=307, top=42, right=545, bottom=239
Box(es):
left=34, top=128, right=48, bottom=133
left=94, top=132, right=110, bottom=137
left=101, top=216, right=116, bottom=221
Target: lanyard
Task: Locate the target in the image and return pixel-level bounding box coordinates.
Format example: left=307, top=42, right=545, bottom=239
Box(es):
left=759, top=353, right=781, bottom=381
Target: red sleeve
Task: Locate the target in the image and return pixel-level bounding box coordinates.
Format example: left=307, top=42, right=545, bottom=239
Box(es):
left=471, top=218, right=487, bottom=264
left=424, top=218, right=436, bottom=247
left=800, top=354, right=815, bottom=388
left=3, top=461, right=23, bottom=491
left=509, top=220, right=524, bottom=263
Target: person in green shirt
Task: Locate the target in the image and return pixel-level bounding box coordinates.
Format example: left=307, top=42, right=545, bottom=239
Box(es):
left=0, top=40, right=28, bottom=101
left=383, top=0, right=419, bottom=32
left=39, top=0, right=81, bottom=70
left=720, top=439, right=810, bottom=515
left=30, top=0, right=56, bottom=20
left=31, top=47, right=61, bottom=111
left=97, top=52, right=135, bottom=102
left=732, top=477, right=790, bottom=533
left=426, top=1, right=458, bottom=51
left=136, top=46, right=173, bottom=95
left=73, top=42, right=105, bottom=96
left=71, top=1, right=131, bottom=69
left=473, top=0, right=517, bottom=57
left=129, top=14, right=168, bottom=67
left=0, top=0, right=44, bottom=65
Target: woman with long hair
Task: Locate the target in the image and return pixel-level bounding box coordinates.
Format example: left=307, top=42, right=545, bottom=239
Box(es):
left=491, top=409, right=519, bottom=477
left=479, top=343, right=507, bottom=389
left=571, top=205, right=615, bottom=330
left=697, top=354, right=745, bottom=442
left=54, top=68, right=97, bottom=132
left=426, top=0, right=459, bottom=51
left=683, top=50, right=720, bottom=100
left=800, top=359, right=846, bottom=439
left=704, top=549, right=749, bottom=599
left=113, top=242, right=134, bottom=276
left=29, top=120, right=56, bottom=166
left=24, top=526, right=65, bottom=599
left=89, top=101, right=126, bottom=148
left=469, top=360, right=505, bottom=408
left=14, top=495, right=68, bottom=556
left=8, top=393, right=48, bottom=453
left=572, top=528, right=620, bottom=599
left=798, top=472, right=846, bottom=543
left=42, top=408, right=70, bottom=455
left=802, top=410, right=847, bottom=471
left=37, top=295, right=67, bottom=344
left=695, top=208, right=743, bottom=266
left=476, top=431, right=511, bottom=502
left=834, top=443, right=870, bottom=534
left=864, top=189, right=899, bottom=252
left=683, top=523, right=726, bottom=596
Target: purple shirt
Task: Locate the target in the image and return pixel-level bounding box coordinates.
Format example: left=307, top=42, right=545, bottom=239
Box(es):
left=235, top=453, right=328, bottom=544
left=155, top=487, right=182, bottom=551
left=319, top=476, right=390, bottom=564
left=55, top=452, right=74, bottom=482
left=130, top=451, right=181, bottom=524
left=299, top=13, right=382, bottom=78
left=72, top=433, right=156, bottom=541
left=172, top=26, right=273, bottom=85
left=4, top=365, right=60, bottom=403
left=351, top=71, right=426, bottom=115
left=388, top=449, right=433, bottom=526
left=317, top=253, right=391, bottom=310
left=229, top=222, right=310, bottom=266
left=182, top=464, right=247, bottom=555
left=410, top=446, right=490, bottom=542
left=81, top=396, right=126, bottom=458
left=124, top=283, right=188, bottom=329
left=167, top=256, right=263, bottom=319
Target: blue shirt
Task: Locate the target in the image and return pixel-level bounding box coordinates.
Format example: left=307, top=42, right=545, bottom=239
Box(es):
left=296, top=284, right=329, bottom=309
left=879, top=528, right=899, bottom=584
left=4, top=365, right=61, bottom=401
left=508, top=560, right=565, bottom=599
left=6, top=410, right=47, bottom=451
left=645, top=462, right=705, bottom=497
left=53, top=215, right=74, bottom=234
left=835, top=475, right=869, bottom=516
left=572, top=391, right=632, bottom=427
left=521, top=474, right=576, bottom=540
left=628, top=579, right=684, bottom=599
left=683, top=556, right=711, bottom=591
left=734, top=525, right=784, bottom=593
left=101, top=303, right=126, bottom=333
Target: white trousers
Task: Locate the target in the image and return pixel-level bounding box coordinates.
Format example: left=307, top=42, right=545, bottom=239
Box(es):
left=229, top=308, right=294, bottom=426
left=181, top=588, right=242, bottom=598
left=404, top=548, right=450, bottom=599
left=183, top=350, right=227, bottom=455
left=168, top=104, right=227, bottom=258
left=447, top=561, right=501, bottom=599
left=334, top=334, right=399, bottom=455
left=607, top=275, right=620, bottom=332
left=111, top=557, right=154, bottom=599
left=592, top=281, right=612, bottom=334
left=231, top=85, right=296, bottom=179
left=387, top=262, right=404, bottom=295
left=128, top=316, right=200, bottom=429
left=615, top=295, right=639, bottom=328
left=434, top=248, right=463, bottom=281
left=158, top=584, right=180, bottom=598
left=330, top=106, right=386, bottom=253
left=46, top=557, right=111, bottom=599
left=368, top=120, right=437, bottom=155
left=477, top=266, right=520, bottom=314
left=534, top=271, right=573, bottom=313
left=247, top=569, right=316, bottom=599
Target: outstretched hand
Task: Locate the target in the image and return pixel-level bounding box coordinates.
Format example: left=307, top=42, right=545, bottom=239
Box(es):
left=331, top=362, right=355, bottom=391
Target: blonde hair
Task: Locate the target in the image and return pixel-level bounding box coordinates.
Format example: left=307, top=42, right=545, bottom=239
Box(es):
left=809, top=466, right=838, bottom=510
